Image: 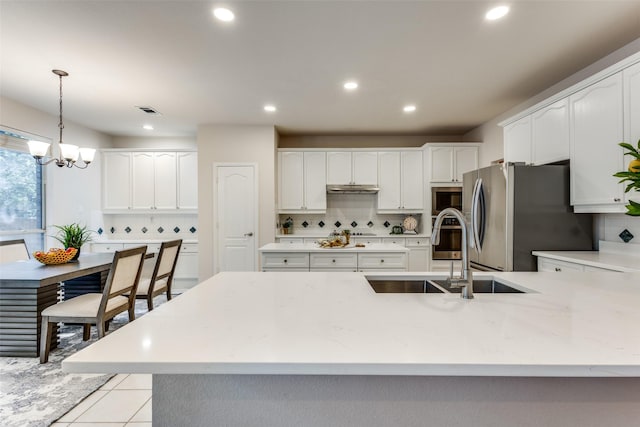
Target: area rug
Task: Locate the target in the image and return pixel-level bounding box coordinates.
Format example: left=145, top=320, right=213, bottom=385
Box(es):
left=0, top=296, right=168, bottom=427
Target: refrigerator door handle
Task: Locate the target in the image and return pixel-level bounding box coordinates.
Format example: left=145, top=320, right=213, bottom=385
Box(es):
left=471, top=178, right=483, bottom=252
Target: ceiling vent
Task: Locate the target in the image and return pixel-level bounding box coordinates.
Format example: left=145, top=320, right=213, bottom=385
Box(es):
left=137, top=106, right=161, bottom=115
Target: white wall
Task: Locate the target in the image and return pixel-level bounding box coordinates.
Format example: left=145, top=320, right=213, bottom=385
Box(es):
left=0, top=96, right=112, bottom=249
left=196, top=124, right=277, bottom=281
left=111, top=136, right=196, bottom=149
left=279, top=134, right=466, bottom=149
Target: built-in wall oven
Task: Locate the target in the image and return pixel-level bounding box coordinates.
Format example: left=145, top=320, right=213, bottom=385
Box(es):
left=431, top=187, right=463, bottom=260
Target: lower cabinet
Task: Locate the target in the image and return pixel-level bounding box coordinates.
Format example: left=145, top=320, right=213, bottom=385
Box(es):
left=262, top=253, right=310, bottom=271
left=357, top=253, right=407, bottom=271
left=537, top=256, right=620, bottom=273
left=261, top=251, right=407, bottom=272
left=310, top=253, right=357, bottom=271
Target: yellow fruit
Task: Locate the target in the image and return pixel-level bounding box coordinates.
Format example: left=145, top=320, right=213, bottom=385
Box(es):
left=629, top=159, right=640, bottom=173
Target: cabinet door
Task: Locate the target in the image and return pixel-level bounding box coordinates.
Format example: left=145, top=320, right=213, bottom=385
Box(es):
left=279, top=151, right=305, bottom=210
left=429, top=146, right=454, bottom=182
left=132, top=152, right=155, bottom=209
left=352, top=152, right=378, bottom=185
left=454, top=147, right=478, bottom=182
left=532, top=99, right=570, bottom=165
left=326, top=152, right=352, bottom=184
left=102, top=152, right=131, bottom=210
left=177, top=152, right=198, bottom=209
left=408, top=247, right=429, bottom=272
left=154, top=152, right=177, bottom=210
left=624, top=61, right=640, bottom=206
left=377, top=151, right=401, bottom=210
left=303, top=151, right=326, bottom=211
left=570, top=73, right=624, bottom=208
left=503, top=117, right=532, bottom=165
left=401, top=151, right=424, bottom=209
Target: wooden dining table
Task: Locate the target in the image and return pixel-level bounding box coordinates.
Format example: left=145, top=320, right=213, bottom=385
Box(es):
left=0, top=251, right=151, bottom=357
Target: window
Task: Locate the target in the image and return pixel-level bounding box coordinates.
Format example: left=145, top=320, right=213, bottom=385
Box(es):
left=0, top=129, right=46, bottom=252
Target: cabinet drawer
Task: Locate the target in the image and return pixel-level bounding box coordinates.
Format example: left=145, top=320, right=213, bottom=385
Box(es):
left=406, top=237, right=429, bottom=247
left=537, top=257, right=583, bottom=272
left=181, top=243, right=198, bottom=253
left=381, top=237, right=406, bottom=246
left=353, top=237, right=382, bottom=245
left=357, top=253, right=407, bottom=269
left=124, top=243, right=160, bottom=253
left=278, top=238, right=304, bottom=244
left=261, top=253, right=309, bottom=268
left=310, top=253, right=357, bottom=268
left=90, top=243, right=124, bottom=253
left=583, top=265, right=621, bottom=273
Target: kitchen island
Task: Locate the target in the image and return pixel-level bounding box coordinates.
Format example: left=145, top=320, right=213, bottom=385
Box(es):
left=63, top=271, right=640, bottom=426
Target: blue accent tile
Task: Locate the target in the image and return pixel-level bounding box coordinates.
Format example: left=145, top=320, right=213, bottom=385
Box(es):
left=318, top=221, right=325, bottom=228
left=619, top=229, right=634, bottom=243
left=110, top=227, right=116, bottom=234
left=141, top=227, right=148, bottom=234
left=173, top=227, right=180, bottom=233
left=157, top=227, right=164, bottom=233
left=383, top=221, right=390, bottom=228
left=351, top=221, right=358, bottom=228
left=190, top=226, right=197, bottom=233
left=302, top=221, right=309, bottom=228
left=367, top=221, right=374, bottom=228
left=125, top=226, right=131, bottom=234
left=97, top=228, right=103, bottom=235
left=334, top=221, right=341, bottom=228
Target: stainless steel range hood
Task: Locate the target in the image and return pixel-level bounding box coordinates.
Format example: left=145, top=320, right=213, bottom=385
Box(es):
left=326, top=184, right=380, bottom=194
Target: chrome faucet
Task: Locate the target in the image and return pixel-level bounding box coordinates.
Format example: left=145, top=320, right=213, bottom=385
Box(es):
left=431, top=207, right=474, bottom=299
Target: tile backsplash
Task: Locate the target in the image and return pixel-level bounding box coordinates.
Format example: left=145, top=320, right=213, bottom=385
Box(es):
left=598, top=214, right=640, bottom=246
left=92, top=214, right=198, bottom=241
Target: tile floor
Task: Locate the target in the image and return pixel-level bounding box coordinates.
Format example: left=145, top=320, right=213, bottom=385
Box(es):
left=51, top=373, right=152, bottom=427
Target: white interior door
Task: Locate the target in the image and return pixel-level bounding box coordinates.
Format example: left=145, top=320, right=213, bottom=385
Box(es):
left=216, top=164, right=257, bottom=272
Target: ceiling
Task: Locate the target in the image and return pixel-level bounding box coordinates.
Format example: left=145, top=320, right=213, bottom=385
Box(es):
left=2, top=1, right=640, bottom=138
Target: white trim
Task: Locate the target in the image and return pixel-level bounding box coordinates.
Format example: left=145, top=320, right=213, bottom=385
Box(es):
left=100, top=148, right=196, bottom=153
left=499, top=50, right=640, bottom=127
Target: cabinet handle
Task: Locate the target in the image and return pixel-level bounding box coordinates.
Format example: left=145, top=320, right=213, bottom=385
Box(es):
left=380, top=259, right=385, bottom=263
left=332, top=259, right=336, bottom=263
left=555, top=267, right=561, bottom=272
left=614, top=198, right=621, bottom=202
left=284, top=259, right=288, bottom=263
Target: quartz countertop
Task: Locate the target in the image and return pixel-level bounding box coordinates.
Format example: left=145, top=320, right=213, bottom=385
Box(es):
left=276, top=233, right=430, bottom=239
left=63, top=270, right=640, bottom=377
left=259, top=242, right=409, bottom=253
left=533, top=241, right=640, bottom=272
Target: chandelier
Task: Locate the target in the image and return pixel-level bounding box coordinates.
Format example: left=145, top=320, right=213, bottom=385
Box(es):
left=27, top=70, right=96, bottom=168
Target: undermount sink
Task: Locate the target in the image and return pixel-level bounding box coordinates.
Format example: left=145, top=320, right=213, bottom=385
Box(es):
left=429, top=279, right=524, bottom=294
left=367, top=278, right=525, bottom=294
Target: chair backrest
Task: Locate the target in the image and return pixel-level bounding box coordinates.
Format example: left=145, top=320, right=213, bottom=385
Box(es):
left=152, top=239, right=182, bottom=283
left=0, top=239, right=29, bottom=264
left=100, top=246, right=147, bottom=315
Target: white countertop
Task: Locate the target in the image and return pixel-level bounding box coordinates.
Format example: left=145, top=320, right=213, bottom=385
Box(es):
left=64, top=270, right=640, bottom=377
left=276, top=233, right=430, bottom=239
left=259, top=242, right=409, bottom=253
left=533, top=241, right=640, bottom=272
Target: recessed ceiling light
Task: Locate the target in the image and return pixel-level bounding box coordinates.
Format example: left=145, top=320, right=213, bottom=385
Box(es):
left=213, top=7, right=235, bottom=22
left=264, top=105, right=277, bottom=112
left=143, top=124, right=154, bottom=130
left=343, top=81, right=358, bottom=90
left=403, top=105, right=416, bottom=113
left=485, top=5, right=509, bottom=20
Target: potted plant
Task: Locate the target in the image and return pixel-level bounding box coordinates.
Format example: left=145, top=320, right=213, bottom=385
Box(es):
left=613, top=140, right=640, bottom=216
left=51, top=223, right=94, bottom=260
left=281, top=217, right=294, bottom=235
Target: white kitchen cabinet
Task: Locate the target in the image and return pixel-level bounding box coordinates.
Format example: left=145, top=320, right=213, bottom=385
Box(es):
left=173, top=243, right=199, bottom=291
left=261, top=252, right=310, bottom=271
left=532, top=99, right=570, bottom=165
left=569, top=73, right=625, bottom=212
left=377, top=150, right=424, bottom=212
left=623, top=61, right=640, bottom=207
left=90, top=242, right=125, bottom=253
left=310, top=253, right=357, bottom=271
left=352, top=237, right=382, bottom=245
left=357, top=253, right=407, bottom=271
left=327, top=151, right=378, bottom=185
left=177, top=152, right=198, bottom=210
left=278, top=151, right=326, bottom=212
left=102, top=152, right=132, bottom=210
left=428, top=145, right=478, bottom=184
left=406, top=237, right=429, bottom=272
left=537, top=257, right=619, bottom=273
left=277, top=237, right=304, bottom=244
left=102, top=150, right=197, bottom=212
left=503, top=116, right=532, bottom=165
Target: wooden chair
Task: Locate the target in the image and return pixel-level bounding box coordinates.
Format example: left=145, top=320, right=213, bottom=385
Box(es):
left=134, top=239, right=182, bottom=311
left=39, top=245, right=147, bottom=363
left=0, top=239, right=29, bottom=263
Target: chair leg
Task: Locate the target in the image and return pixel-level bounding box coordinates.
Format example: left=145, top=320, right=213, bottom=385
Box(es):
left=105, top=320, right=111, bottom=331
left=128, top=305, right=136, bottom=321
left=83, top=324, right=91, bottom=341
left=147, top=295, right=153, bottom=311
left=97, top=320, right=106, bottom=338
left=39, top=316, right=53, bottom=364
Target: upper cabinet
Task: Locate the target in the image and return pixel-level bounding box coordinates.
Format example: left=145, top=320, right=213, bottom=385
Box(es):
left=428, top=144, right=478, bottom=184
left=503, top=116, right=532, bottom=164
left=378, top=150, right=424, bottom=212
left=102, top=150, right=197, bottom=212
left=569, top=73, right=625, bottom=211
left=531, top=99, right=570, bottom=165
left=327, top=151, right=378, bottom=185
left=624, top=61, right=640, bottom=207
left=278, top=151, right=326, bottom=213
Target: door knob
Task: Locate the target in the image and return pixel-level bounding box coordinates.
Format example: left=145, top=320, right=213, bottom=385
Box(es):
left=244, top=232, right=254, bottom=237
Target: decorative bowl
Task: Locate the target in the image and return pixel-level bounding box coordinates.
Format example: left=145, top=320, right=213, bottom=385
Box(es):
left=33, top=248, right=78, bottom=265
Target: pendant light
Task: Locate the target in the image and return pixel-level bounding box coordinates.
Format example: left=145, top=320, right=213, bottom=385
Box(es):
left=27, top=69, right=96, bottom=168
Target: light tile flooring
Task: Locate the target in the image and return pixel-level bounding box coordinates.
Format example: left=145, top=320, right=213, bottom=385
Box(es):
left=51, top=374, right=152, bottom=427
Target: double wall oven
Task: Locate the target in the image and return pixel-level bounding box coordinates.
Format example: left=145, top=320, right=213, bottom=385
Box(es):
left=431, top=187, right=463, bottom=261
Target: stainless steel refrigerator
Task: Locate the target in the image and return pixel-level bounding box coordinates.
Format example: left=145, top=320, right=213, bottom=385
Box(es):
left=462, top=163, right=594, bottom=271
